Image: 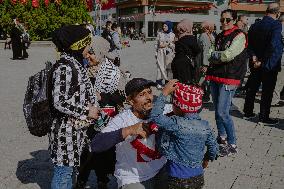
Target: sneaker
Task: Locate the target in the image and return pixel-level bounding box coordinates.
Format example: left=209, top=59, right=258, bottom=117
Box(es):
left=219, top=144, right=238, bottom=157
left=258, top=118, right=279, bottom=125
left=243, top=113, right=257, bottom=120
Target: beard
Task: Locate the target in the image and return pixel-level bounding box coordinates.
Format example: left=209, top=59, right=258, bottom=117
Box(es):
left=139, top=108, right=152, bottom=119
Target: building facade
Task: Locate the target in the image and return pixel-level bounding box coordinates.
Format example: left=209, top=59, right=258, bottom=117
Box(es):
left=230, top=0, right=284, bottom=24
left=116, top=0, right=223, bottom=37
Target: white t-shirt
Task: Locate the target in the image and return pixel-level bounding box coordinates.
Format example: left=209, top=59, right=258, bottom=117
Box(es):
left=102, top=109, right=167, bottom=188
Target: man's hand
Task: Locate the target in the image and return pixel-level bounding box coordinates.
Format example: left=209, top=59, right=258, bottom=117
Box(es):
left=253, top=61, right=261, bottom=68
left=162, top=79, right=179, bottom=96
left=201, top=66, right=208, bottom=73
left=122, top=122, right=148, bottom=139
left=88, top=104, right=100, bottom=119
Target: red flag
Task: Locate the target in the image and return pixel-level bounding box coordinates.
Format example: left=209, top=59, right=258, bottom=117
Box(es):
left=55, top=0, right=61, bottom=5
left=44, top=0, right=49, bottom=7
left=32, top=0, right=39, bottom=8
left=19, top=0, right=28, bottom=5
left=10, top=0, right=17, bottom=5
left=85, top=0, right=93, bottom=12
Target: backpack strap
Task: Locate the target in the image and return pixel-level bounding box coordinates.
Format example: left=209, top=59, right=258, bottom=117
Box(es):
left=47, top=58, right=80, bottom=117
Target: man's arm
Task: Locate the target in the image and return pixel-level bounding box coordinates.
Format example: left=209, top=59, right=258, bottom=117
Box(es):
left=264, top=22, right=283, bottom=71
left=91, top=117, right=146, bottom=153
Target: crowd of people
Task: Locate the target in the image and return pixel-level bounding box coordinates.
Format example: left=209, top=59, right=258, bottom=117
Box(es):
left=21, top=2, right=284, bottom=189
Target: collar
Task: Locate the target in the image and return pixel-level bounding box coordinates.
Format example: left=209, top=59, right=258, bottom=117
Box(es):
left=223, top=25, right=239, bottom=36
left=263, top=15, right=275, bottom=21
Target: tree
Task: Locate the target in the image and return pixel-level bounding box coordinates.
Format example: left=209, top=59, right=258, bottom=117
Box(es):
left=0, top=0, right=93, bottom=40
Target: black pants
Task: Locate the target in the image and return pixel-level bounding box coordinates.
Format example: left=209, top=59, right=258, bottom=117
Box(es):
left=243, top=68, right=278, bottom=119
left=76, top=145, right=116, bottom=185
left=168, top=174, right=204, bottom=189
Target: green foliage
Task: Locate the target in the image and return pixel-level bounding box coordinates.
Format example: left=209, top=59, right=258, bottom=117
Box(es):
left=0, top=0, right=93, bottom=40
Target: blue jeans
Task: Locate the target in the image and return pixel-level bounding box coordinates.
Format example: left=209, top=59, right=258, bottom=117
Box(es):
left=51, top=165, right=74, bottom=189
left=210, top=81, right=236, bottom=145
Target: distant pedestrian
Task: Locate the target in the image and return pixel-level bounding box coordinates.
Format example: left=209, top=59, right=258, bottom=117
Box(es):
left=101, top=21, right=112, bottom=45
left=243, top=3, right=283, bottom=125
left=198, top=21, right=215, bottom=102
left=156, top=21, right=175, bottom=87
left=172, top=19, right=201, bottom=84
left=110, top=23, right=122, bottom=66
left=4, top=34, right=11, bottom=49
left=10, top=18, right=23, bottom=60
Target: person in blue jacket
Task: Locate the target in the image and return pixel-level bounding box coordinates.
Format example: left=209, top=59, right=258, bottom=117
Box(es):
left=243, top=3, right=283, bottom=125
left=150, top=80, right=219, bottom=189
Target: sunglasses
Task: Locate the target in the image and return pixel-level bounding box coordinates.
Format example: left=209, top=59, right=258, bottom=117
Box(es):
left=220, top=18, right=233, bottom=24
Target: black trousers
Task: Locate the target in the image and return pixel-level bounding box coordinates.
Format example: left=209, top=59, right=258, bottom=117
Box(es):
left=243, top=68, right=278, bottom=118
left=76, top=144, right=116, bottom=185
left=168, top=174, right=204, bottom=189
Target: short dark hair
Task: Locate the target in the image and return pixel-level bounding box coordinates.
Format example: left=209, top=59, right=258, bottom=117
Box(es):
left=266, top=4, right=280, bottom=14
left=237, top=15, right=246, bottom=21
left=221, top=9, right=237, bottom=21
left=106, top=21, right=112, bottom=27
left=111, top=23, right=118, bottom=30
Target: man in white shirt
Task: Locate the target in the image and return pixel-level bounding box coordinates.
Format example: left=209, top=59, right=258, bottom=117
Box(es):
left=91, top=78, right=168, bottom=189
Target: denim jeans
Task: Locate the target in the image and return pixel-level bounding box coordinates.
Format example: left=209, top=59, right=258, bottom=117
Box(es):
left=51, top=165, right=74, bottom=189
left=210, top=81, right=236, bottom=145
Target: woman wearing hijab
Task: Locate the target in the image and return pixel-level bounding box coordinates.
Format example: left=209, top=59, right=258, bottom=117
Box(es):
left=75, top=36, right=126, bottom=189
left=171, top=19, right=201, bottom=84
left=156, top=21, right=175, bottom=87
left=198, top=21, right=215, bottom=102
left=50, top=25, right=100, bottom=189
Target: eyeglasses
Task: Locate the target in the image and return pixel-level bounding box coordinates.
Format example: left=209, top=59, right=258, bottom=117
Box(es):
left=220, top=18, right=233, bottom=24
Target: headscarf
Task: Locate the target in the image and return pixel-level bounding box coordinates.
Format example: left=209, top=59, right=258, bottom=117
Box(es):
left=52, top=25, right=91, bottom=53
left=201, top=21, right=215, bottom=32
left=163, top=21, right=173, bottom=34
left=176, top=19, right=193, bottom=39
left=90, top=36, right=111, bottom=63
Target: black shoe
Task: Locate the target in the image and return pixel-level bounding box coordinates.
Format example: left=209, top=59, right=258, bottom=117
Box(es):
left=217, top=137, right=227, bottom=145
left=219, top=144, right=238, bottom=157
left=243, top=113, right=257, bottom=120
left=258, top=118, right=279, bottom=125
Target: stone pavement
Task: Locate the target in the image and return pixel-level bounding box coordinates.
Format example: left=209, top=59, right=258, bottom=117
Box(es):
left=0, top=41, right=283, bottom=189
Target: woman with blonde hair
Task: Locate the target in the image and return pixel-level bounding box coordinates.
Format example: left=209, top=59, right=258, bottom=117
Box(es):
left=198, top=21, right=215, bottom=102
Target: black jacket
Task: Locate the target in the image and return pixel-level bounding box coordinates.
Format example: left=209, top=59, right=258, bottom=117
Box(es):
left=171, top=35, right=201, bottom=84
left=248, top=16, right=283, bottom=71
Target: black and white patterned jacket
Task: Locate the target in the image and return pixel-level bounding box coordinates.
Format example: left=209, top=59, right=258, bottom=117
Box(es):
left=49, top=54, right=98, bottom=167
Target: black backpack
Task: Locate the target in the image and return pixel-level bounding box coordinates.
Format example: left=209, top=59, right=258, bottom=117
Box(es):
left=23, top=58, right=78, bottom=137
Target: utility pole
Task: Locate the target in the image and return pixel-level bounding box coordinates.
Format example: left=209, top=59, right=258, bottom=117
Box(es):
left=152, top=0, right=158, bottom=37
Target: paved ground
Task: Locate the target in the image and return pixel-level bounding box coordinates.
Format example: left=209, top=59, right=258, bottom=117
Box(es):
left=0, top=41, right=283, bottom=189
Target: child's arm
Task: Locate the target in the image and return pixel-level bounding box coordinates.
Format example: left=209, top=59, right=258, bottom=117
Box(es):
left=150, top=94, right=179, bottom=132
left=150, top=79, right=179, bottom=131
left=204, top=125, right=219, bottom=161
